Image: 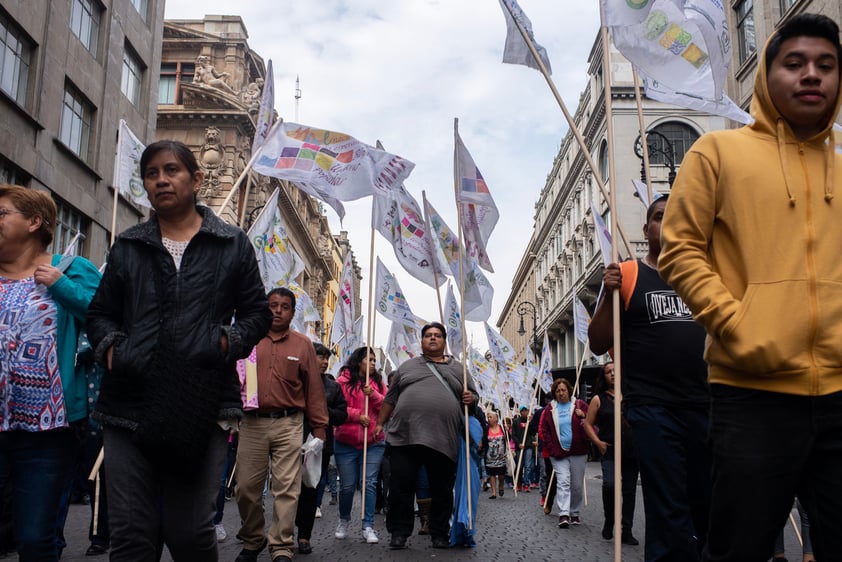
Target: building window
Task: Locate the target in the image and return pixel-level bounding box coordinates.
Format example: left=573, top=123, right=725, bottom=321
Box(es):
left=130, top=0, right=148, bottom=21
left=779, top=0, right=797, bottom=15
left=60, top=84, right=93, bottom=159
left=650, top=122, right=700, bottom=166
left=735, top=0, right=756, bottom=64
left=0, top=12, right=32, bottom=106
left=51, top=199, right=84, bottom=256
left=0, top=154, right=28, bottom=185
left=121, top=46, right=143, bottom=107
left=158, top=62, right=194, bottom=104
left=598, top=140, right=609, bottom=182
left=70, top=0, right=101, bottom=56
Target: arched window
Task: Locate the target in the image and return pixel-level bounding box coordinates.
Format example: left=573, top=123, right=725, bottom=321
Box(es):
left=649, top=122, right=700, bottom=166
left=598, top=140, right=609, bottom=181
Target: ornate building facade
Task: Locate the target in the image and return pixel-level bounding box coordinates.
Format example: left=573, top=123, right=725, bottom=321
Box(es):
left=497, top=37, right=728, bottom=370
left=0, top=0, right=165, bottom=264
left=158, top=15, right=353, bottom=342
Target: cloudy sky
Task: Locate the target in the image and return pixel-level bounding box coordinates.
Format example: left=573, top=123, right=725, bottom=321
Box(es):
left=164, top=0, right=603, bottom=352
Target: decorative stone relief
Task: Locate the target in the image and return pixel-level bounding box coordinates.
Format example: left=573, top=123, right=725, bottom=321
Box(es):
left=199, top=126, right=224, bottom=198
left=195, top=55, right=239, bottom=96
left=241, top=78, right=264, bottom=114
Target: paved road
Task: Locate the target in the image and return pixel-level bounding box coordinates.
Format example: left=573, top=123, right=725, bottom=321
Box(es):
left=1, top=462, right=804, bottom=561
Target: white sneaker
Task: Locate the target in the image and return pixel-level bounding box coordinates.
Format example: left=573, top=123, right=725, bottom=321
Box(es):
left=363, top=527, right=379, bottom=544
left=315, top=507, right=322, bottom=518
left=335, top=519, right=349, bottom=539
left=214, top=523, right=227, bottom=542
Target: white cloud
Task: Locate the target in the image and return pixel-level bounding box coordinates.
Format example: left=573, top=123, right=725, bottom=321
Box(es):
left=164, top=0, right=601, bottom=355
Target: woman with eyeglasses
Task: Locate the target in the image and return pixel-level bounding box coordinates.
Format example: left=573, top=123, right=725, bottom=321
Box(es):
left=0, top=185, right=101, bottom=561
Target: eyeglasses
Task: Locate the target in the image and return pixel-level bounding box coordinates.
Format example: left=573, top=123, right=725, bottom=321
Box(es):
left=0, top=208, right=26, bottom=219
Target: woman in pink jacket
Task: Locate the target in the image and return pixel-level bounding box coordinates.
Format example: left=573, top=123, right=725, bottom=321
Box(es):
left=332, top=347, right=386, bottom=545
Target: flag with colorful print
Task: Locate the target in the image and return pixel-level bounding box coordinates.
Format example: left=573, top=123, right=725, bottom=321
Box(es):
left=372, top=181, right=444, bottom=289
left=247, top=187, right=305, bottom=291
left=339, top=316, right=365, bottom=365
left=484, top=322, right=516, bottom=368
left=374, top=258, right=417, bottom=329
left=454, top=120, right=498, bottom=272
left=538, top=332, right=553, bottom=393
left=467, top=346, right=496, bottom=392
left=387, top=322, right=421, bottom=368
left=252, top=59, right=275, bottom=154
left=252, top=121, right=415, bottom=202
left=331, top=251, right=357, bottom=345
left=425, top=200, right=494, bottom=322
left=601, top=0, right=747, bottom=123
left=287, top=282, right=321, bottom=334
left=573, top=298, right=591, bottom=345
left=444, top=283, right=463, bottom=355
left=113, top=119, right=151, bottom=208
left=498, top=0, right=552, bottom=74
left=590, top=202, right=613, bottom=266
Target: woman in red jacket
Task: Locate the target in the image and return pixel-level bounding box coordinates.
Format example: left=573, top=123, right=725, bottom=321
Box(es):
left=539, top=378, right=588, bottom=529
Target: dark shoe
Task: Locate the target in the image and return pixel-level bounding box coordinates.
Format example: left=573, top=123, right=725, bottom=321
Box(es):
left=601, top=523, right=613, bottom=540
left=558, top=515, right=570, bottom=529
left=85, top=543, right=109, bottom=556
left=570, top=515, right=581, bottom=525
left=272, top=556, right=292, bottom=562
left=297, top=540, right=313, bottom=554
left=431, top=537, right=450, bottom=549
left=235, top=538, right=268, bottom=562
left=621, top=531, right=640, bottom=546
left=489, top=494, right=497, bottom=499
left=389, top=535, right=408, bottom=549
left=499, top=488, right=504, bottom=497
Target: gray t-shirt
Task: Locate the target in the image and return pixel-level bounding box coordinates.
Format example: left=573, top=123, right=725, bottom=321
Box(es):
left=384, top=356, right=477, bottom=462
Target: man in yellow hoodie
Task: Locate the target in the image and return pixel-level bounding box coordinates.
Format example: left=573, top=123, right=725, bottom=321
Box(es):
left=660, top=13, right=842, bottom=562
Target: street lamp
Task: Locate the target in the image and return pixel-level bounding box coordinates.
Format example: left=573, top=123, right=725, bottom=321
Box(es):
left=516, top=301, right=539, bottom=354
left=633, top=129, right=677, bottom=187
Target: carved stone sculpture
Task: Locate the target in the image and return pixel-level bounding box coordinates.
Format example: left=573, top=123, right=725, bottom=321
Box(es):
left=195, top=55, right=239, bottom=97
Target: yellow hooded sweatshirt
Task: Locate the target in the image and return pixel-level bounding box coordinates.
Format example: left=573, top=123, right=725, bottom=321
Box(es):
left=659, top=31, right=842, bottom=396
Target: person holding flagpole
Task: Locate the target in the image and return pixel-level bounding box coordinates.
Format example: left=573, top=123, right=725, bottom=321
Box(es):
left=589, top=195, right=710, bottom=560
left=375, top=322, right=478, bottom=550
left=659, top=14, right=842, bottom=561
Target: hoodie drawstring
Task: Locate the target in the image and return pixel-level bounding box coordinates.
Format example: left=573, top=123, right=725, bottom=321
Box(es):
left=776, top=119, right=836, bottom=206
left=777, top=119, right=797, bottom=207
left=825, top=128, right=836, bottom=202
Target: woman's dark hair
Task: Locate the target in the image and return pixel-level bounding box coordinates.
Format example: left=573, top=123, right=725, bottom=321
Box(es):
left=140, top=140, right=200, bottom=178
left=341, top=346, right=379, bottom=389
left=313, top=342, right=332, bottom=358
left=592, top=361, right=615, bottom=395
left=766, top=14, right=842, bottom=73
left=646, top=194, right=669, bottom=223
left=421, top=322, right=447, bottom=339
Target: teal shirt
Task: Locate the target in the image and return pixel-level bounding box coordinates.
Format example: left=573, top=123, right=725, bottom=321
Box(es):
left=50, top=254, right=102, bottom=423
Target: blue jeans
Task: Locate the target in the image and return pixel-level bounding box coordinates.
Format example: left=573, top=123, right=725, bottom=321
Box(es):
left=626, top=404, right=711, bottom=562
left=0, top=428, right=77, bottom=562
left=334, top=441, right=385, bottom=528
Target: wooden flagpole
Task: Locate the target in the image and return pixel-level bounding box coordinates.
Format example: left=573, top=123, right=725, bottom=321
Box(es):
left=571, top=337, right=591, bottom=506
left=632, top=69, right=655, bottom=204
left=452, top=118, right=473, bottom=528
left=237, top=171, right=255, bottom=228
left=360, top=225, right=377, bottom=521
left=421, top=191, right=446, bottom=327
left=513, top=364, right=541, bottom=491
left=110, top=123, right=123, bottom=248
left=500, top=0, right=635, bottom=260
left=600, top=25, right=624, bottom=562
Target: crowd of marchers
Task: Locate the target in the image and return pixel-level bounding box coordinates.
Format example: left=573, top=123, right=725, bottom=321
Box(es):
left=0, top=12, right=840, bottom=562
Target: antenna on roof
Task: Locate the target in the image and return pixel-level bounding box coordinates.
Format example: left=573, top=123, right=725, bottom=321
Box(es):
left=294, top=75, right=302, bottom=122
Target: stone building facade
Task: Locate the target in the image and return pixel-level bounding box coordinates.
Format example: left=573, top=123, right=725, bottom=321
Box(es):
left=158, top=15, right=352, bottom=342
left=0, top=0, right=165, bottom=264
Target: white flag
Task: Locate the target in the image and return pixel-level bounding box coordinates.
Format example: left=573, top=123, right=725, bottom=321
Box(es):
left=387, top=322, right=421, bottom=368
left=426, top=200, right=494, bottom=322
left=444, top=283, right=463, bottom=355
left=374, top=258, right=416, bottom=329
left=252, top=59, right=275, bottom=154
left=641, top=71, right=752, bottom=124
left=455, top=120, right=498, bottom=272
left=573, top=298, right=591, bottom=345
left=113, top=120, right=150, bottom=208
left=287, top=282, right=321, bottom=335
left=601, top=0, right=743, bottom=122
left=247, top=187, right=305, bottom=291
left=253, top=121, right=415, bottom=202
left=539, top=332, right=553, bottom=393
left=484, top=322, right=517, bottom=367
left=631, top=178, right=651, bottom=208
left=591, top=202, right=613, bottom=266
left=331, top=251, right=357, bottom=345
left=62, top=232, right=86, bottom=257
left=372, top=183, right=444, bottom=289
left=498, top=0, right=552, bottom=74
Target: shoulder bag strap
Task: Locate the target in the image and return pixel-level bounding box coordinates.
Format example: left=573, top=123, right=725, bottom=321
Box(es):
left=425, top=362, right=462, bottom=407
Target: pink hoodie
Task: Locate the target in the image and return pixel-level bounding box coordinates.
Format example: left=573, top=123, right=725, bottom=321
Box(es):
left=333, top=368, right=386, bottom=449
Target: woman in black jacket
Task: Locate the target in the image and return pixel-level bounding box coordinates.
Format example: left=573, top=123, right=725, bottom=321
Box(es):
left=86, top=140, right=271, bottom=562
